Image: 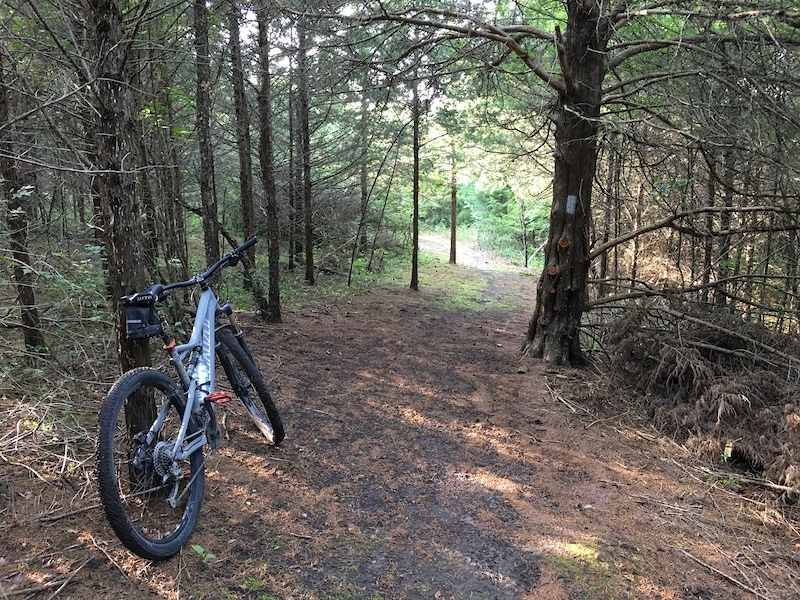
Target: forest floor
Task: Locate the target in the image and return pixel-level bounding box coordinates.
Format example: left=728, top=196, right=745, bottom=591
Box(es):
left=1, top=234, right=799, bottom=599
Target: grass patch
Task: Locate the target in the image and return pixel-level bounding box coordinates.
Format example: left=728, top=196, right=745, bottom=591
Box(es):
left=419, top=256, right=489, bottom=311
left=222, top=231, right=533, bottom=317
left=547, top=540, right=641, bottom=600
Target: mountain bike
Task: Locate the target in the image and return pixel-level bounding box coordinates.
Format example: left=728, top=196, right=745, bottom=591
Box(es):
left=96, top=237, right=284, bottom=560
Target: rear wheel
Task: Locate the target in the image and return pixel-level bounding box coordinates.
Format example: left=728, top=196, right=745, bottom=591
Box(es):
left=216, top=327, right=285, bottom=445
left=97, top=368, right=205, bottom=560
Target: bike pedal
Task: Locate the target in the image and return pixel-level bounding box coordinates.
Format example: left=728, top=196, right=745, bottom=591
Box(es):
left=207, top=391, right=234, bottom=404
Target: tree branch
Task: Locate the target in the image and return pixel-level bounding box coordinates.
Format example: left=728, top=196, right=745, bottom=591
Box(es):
left=284, top=6, right=565, bottom=94
left=587, top=205, right=797, bottom=261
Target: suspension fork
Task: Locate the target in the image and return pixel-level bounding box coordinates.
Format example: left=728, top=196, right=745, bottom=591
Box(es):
left=218, top=303, right=255, bottom=360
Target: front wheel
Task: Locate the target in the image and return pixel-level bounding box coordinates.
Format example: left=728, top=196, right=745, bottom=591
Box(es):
left=97, top=368, right=205, bottom=560
left=216, top=327, right=285, bottom=445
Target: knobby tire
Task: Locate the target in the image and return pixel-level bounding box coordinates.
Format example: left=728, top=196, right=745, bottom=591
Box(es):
left=97, top=368, right=205, bottom=560
left=216, top=326, right=285, bottom=445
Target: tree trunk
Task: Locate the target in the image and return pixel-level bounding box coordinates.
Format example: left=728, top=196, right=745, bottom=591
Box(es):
left=194, top=0, right=219, bottom=267
left=359, top=91, right=370, bottom=256
left=287, top=88, right=297, bottom=271
left=598, top=138, right=618, bottom=297
left=228, top=0, right=256, bottom=280
left=297, top=21, right=314, bottom=285
left=130, top=107, right=159, bottom=276
left=0, top=47, right=47, bottom=353
left=410, top=85, right=420, bottom=291
left=164, top=89, right=190, bottom=280
left=630, top=185, right=643, bottom=284
left=519, top=199, right=528, bottom=268
left=257, top=8, right=282, bottom=322
left=348, top=89, right=372, bottom=286
left=87, top=0, right=150, bottom=384
left=449, top=142, right=457, bottom=265
left=702, top=156, right=715, bottom=303
left=714, top=148, right=735, bottom=306
left=524, top=3, right=608, bottom=365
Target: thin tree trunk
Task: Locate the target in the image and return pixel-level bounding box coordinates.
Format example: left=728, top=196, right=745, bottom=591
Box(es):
left=714, top=149, right=735, bottom=306
left=687, top=147, right=699, bottom=296
left=630, top=185, right=643, bottom=284
left=368, top=150, right=399, bottom=272
left=702, top=157, right=715, bottom=304
left=194, top=0, right=219, bottom=266
left=449, top=141, right=457, bottom=265
left=228, top=0, right=256, bottom=281
left=410, top=85, right=420, bottom=291
left=287, top=75, right=297, bottom=271
left=0, top=46, right=46, bottom=352
left=599, top=139, right=617, bottom=297
left=742, top=171, right=757, bottom=322
left=781, top=181, right=796, bottom=331
left=165, top=89, right=189, bottom=277
left=297, top=21, right=314, bottom=285
left=257, top=8, right=282, bottom=322
left=359, top=91, right=370, bottom=255
left=348, top=91, right=371, bottom=286
left=130, top=109, right=158, bottom=275
left=761, top=211, right=774, bottom=326
left=519, top=199, right=528, bottom=268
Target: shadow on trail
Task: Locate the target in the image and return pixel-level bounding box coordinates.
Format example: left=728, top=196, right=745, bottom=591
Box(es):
left=237, top=278, right=544, bottom=598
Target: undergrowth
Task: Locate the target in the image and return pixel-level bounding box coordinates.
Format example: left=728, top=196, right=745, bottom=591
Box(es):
left=585, top=297, right=800, bottom=496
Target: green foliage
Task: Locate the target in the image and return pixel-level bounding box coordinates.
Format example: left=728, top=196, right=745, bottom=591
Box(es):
left=242, top=577, right=260, bottom=591
left=191, top=544, right=216, bottom=564
left=417, top=174, right=550, bottom=266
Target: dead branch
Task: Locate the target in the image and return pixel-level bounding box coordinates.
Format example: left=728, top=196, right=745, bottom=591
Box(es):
left=37, top=502, right=102, bottom=523
left=678, top=549, right=771, bottom=600
left=655, top=305, right=800, bottom=368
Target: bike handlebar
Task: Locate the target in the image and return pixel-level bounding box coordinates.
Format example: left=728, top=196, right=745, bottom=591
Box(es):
left=196, top=236, right=257, bottom=282
left=123, top=237, right=258, bottom=304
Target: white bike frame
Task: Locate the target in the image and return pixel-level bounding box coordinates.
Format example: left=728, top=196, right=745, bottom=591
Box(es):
left=142, top=285, right=221, bottom=463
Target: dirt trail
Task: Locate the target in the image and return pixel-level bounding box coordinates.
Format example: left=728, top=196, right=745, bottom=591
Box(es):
left=1, top=237, right=798, bottom=599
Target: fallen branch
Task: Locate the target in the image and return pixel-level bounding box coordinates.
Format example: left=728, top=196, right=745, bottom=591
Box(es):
left=545, top=382, right=581, bottom=413
left=37, top=502, right=101, bottom=522
left=682, top=340, right=786, bottom=370
left=8, top=460, right=49, bottom=483
left=656, top=306, right=800, bottom=369
left=701, top=468, right=798, bottom=494
left=3, top=571, right=81, bottom=599
left=44, top=558, right=90, bottom=600
left=678, top=548, right=771, bottom=600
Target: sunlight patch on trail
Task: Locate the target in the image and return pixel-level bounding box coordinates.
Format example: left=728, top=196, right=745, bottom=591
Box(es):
left=419, top=232, right=527, bottom=273
left=450, top=469, right=520, bottom=494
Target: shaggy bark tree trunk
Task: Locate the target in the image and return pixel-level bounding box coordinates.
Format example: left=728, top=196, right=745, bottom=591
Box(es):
left=194, top=0, right=220, bottom=266
left=228, top=0, right=256, bottom=277
left=87, top=0, right=155, bottom=445
left=297, top=21, right=314, bottom=285
left=523, top=0, right=609, bottom=366
left=257, top=9, right=282, bottom=322
left=0, top=47, right=47, bottom=353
